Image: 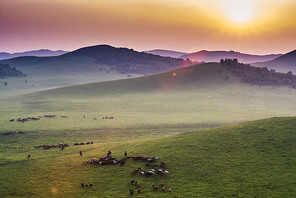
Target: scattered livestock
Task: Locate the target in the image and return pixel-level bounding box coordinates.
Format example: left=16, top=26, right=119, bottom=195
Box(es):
left=27, top=154, right=31, bottom=159
left=131, top=156, right=159, bottom=162
left=2, top=131, right=27, bottom=135
left=160, top=162, right=166, bottom=167
left=120, top=161, right=125, bottom=166
left=81, top=182, right=93, bottom=188
left=9, top=114, right=69, bottom=123
left=151, top=183, right=171, bottom=193
left=103, top=116, right=114, bottom=119
left=44, top=115, right=56, bottom=118
left=74, top=141, right=93, bottom=146
left=33, top=143, right=69, bottom=150
left=145, top=163, right=158, bottom=168
left=129, top=189, right=134, bottom=196
left=152, top=184, right=159, bottom=190
left=15, top=117, right=40, bottom=123
left=2, top=131, right=16, bottom=135
left=83, top=156, right=119, bottom=165
left=81, top=151, right=171, bottom=195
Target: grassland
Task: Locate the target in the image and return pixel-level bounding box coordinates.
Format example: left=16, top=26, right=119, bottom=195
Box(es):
left=1, top=63, right=296, bottom=197
left=1, top=117, right=296, bottom=197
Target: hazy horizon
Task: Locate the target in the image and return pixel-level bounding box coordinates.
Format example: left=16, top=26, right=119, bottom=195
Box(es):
left=1, top=0, right=296, bottom=55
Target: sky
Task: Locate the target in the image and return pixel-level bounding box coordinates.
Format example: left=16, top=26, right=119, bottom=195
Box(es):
left=1, top=0, right=296, bottom=54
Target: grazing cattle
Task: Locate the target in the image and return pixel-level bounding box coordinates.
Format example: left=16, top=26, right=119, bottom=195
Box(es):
left=157, top=169, right=169, bottom=175
left=81, top=182, right=84, bottom=187
left=141, top=171, right=154, bottom=176
left=90, top=183, right=93, bottom=187
left=74, top=143, right=79, bottom=146
left=145, top=163, right=158, bottom=168
left=152, top=185, right=158, bottom=190
left=160, top=162, right=166, bottom=167
left=131, top=170, right=138, bottom=174
left=142, top=156, right=156, bottom=162
left=129, top=189, right=134, bottom=196
left=168, top=189, right=172, bottom=193
left=99, top=160, right=114, bottom=165
left=160, top=182, right=164, bottom=188
left=120, top=161, right=125, bottom=166
left=130, top=180, right=135, bottom=184
left=86, top=142, right=90, bottom=145
left=162, top=187, right=165, bottom=192
left=91, top=141, right=93, bottom=144
left=132, top=156, right=143, bottom=161
left=80, top=151, right=82, bottom=156
left=85, top=184, right=88, bottom=187
left=44, top=115, right=56, bottom=118
left=3, top=131, right=16, bottom=135
left=27, top=154, right=31, bottom=159
left=10, top=119, right=14, bottom=122
left=137, top=188, right=140, bottom=194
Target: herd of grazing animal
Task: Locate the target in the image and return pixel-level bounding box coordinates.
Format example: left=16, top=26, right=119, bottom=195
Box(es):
left=34, top=143, right=69, bottom=150
left=9, top=114, right=115, bottom=124
left=9, top=115, right=57, bottom=123
left=74, top=141, right=93, bottom=146
left=102, top=116, right=114, bottom=119
left=81, top=151, right=171, bottom=195
left=2, top=131, right=27, bottom=135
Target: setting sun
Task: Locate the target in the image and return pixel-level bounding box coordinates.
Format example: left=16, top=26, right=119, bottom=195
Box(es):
left=226, top=0, right=255, bottom=23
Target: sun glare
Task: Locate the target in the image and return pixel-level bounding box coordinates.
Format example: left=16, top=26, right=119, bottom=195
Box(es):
left=227, top=0, right=255, bottom=23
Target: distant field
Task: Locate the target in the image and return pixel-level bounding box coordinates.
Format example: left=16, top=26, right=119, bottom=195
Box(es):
left=1, top=63, right=296, bottom=197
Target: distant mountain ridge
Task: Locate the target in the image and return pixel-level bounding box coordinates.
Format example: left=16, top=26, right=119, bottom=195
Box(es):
left=181, top=50, right=282, bottom=64
left=252, top=49, right=296, bottom=73
left=0, top=49, right=68, bottom=60
left=0, top=45, right=193, bottom=75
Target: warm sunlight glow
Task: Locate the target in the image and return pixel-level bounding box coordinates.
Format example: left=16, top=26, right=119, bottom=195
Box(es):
left=227, top=0, right=254, bottom=23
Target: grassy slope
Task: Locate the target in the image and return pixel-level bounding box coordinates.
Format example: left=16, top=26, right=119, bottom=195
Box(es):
left=1, top=117, right=296, bottom=197
left=1, top=63, right=296, bottom=197
left=0, top=63, right=295, bottom=133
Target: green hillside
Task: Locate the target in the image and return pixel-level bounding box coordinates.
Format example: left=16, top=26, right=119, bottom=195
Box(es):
left=1, top=62, right=295, bottom=133
left=1, top=61, right=296, bottom=197
left=1, top=117, right=296, bottom=197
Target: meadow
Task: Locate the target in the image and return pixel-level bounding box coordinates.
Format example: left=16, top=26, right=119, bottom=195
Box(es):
left=1, top=63, right=296, bottom=197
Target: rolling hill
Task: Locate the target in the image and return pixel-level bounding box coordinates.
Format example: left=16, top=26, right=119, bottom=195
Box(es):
left=0, top=45, right=193, bottom=98
left=252, top=49, right=296, bottom=73
left=182, top=50, right=281, bottom=64
left=1, top=62, right=296, bottom=133
left=1, top=61, right=296, bottom=197
left=0, top=45, right=192, bottom=75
